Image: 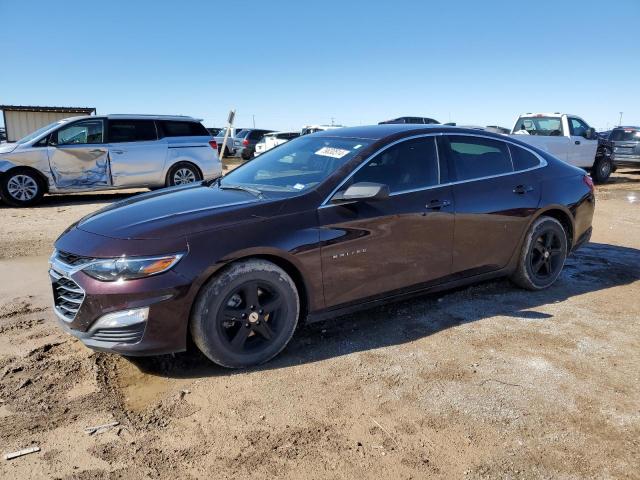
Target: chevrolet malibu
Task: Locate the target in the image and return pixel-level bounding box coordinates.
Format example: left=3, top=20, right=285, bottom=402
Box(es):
left=50, top=125, right=595, bottom=368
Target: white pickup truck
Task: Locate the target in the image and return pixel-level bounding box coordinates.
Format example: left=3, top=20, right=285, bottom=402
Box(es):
left=510, top=113, right=614, bottom=182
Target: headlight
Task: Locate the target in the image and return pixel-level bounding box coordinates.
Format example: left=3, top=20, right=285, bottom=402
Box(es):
left=82, top=254, right=184, bottom=281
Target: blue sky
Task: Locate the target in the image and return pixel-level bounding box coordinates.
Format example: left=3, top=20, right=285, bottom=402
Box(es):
left=1, top=0, right=638, bottom=131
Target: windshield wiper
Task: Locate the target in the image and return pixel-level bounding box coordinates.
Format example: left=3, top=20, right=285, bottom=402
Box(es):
left=218, top=182, right=264, bottom=199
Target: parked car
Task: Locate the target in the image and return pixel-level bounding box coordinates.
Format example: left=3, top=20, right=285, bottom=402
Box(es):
left=379, top=116, right=440, bottom=125
left=0, top=115, right=221, bottom=207
left=300, top=125, right=344, bottom=135
left=50, top=124, right=594, bottom=368
left=233, top=129, right=275, bottom=160
left=214, top=127, right=245, bottom=157
left=207, top=127, right=223, bottom=137
left=608, top=126, right=640, bottom=166
left=511, top=113, right=614, bottom=182
left=254, top=131, right=300, bottom=157
left=0, top=127, right=6, bottom=142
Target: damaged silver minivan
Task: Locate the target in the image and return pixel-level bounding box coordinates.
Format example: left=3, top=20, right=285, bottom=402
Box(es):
left=0, top=114, right=222, bottom=207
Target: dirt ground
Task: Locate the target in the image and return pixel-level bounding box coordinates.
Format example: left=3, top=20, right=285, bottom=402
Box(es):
left=0, top=168, right=638, bottom=479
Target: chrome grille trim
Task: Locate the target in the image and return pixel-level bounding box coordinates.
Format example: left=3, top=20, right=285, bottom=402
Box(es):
left=49, top=250, right=87, bottom=323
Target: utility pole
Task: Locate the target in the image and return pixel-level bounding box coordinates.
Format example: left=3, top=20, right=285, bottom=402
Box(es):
left=618, top=112, right=623, bottom=126
left=330, top=117, right=335, bottom=126
left=252, top=114, right=256, bottom=128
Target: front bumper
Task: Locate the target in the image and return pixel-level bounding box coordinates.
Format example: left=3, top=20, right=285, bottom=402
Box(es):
left=49, top=254, right=194, bottom=356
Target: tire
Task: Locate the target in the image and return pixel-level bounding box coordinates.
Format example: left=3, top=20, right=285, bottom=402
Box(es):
left=0, top=168, right=45, bottom=207
left=510, top=216, right=568, bottom=291
left=241, top=147, right=254, bottom=161
left=591, top=157, right=613, bottom=183
left=190, top=259, right=300, bottom=368
left=166, top=163, right=202, bottom=187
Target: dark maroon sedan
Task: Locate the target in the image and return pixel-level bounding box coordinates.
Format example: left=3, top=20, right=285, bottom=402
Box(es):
left=51, top=125, right=595, bottom=367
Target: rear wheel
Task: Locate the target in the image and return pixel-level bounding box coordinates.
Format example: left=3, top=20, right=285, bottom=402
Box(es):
left=591, top=157, right=613, bottom=183
left=190, top=260, right=299, bottom=368
left=166, top=163, right=201, bottom=187
left=0, top=169, right=45, bottom=207
left=510, top=216, right=568, bottom=290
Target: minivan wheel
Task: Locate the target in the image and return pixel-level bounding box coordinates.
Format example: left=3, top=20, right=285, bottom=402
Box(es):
left=190, top=260, right=300, bottom=368
left=166, top=163, right=202, bottom=187
left=591, top=157, right=612, bottom=183
left=510, top=216, right=568, bottom=290
left=0, top=169, right=45, bottom=207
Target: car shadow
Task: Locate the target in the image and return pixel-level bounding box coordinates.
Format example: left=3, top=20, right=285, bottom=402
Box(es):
left=128, top=242, right=640, bottom=379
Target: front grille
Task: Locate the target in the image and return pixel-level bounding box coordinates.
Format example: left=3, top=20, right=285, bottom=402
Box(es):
left=57, top=250, right=94, bottom=266
left=51, top=272, right=85, bottom=322
left=90, top=324, right=145, bottom=344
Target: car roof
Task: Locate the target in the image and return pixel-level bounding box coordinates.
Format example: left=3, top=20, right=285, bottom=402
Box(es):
left=613, top=126, right=640, bottom=130
left=61, top=114, right=203, bottom=122
left=312, top=124, right=507, bottom=141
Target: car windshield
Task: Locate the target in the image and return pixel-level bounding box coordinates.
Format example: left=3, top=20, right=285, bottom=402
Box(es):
left=611, top=129, right=640, bottom=142
left=220, top=135, right=370, bottom=196
left=514, top=117, right=563, bottom=136
left=16, top=120, right=65, bottom=144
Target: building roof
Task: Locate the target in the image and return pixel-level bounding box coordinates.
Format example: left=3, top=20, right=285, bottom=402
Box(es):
left=0, top=105, right=96, bottom=114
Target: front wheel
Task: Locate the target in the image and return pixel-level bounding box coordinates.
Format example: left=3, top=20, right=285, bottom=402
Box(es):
left=190, top=260, right=300, bottom=368
left=591, top=157, right=613, bottom=183
left=0, top=169, right=45, bottom=207
left=510, top=216, right=568, bottom=290
left=166, top=163, right=202, bottom=187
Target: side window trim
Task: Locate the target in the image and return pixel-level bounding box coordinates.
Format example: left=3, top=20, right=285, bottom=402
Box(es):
left=319, top=133, right=548, bottom=207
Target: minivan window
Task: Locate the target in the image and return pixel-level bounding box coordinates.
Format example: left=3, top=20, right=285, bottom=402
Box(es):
left=611, top=129, right=640, bottom=141
left=16, top=121, right=63, bottom=145
left=221, top=136, right=370, bottom=195
left=514, top=117, right=563, bottom=136
left=159, top=121, right=208, bottom=137
left=509, top=144, right=540, bottom=171
left=445, top=135, right=512, bottom=181
left=56, top=120, right=104, bottom=145
left=108, top=120, right=157, bottom=142
left=349, top=137, right=439, bottom=193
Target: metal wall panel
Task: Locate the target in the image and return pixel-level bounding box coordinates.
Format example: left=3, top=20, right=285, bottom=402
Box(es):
left=5, top=111, right=80, bottom=141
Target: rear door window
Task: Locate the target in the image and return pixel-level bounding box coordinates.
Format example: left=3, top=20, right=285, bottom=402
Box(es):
left=444, top=135, right=513, bottom=181
left=159, top=121, right=209, bottom=137
left=108, top=120, right=157, bottom=142
left=349, top=137, right=439, bottom=193
left=509, top=144, right=540, bottom=171
left=514, top=117, right=564, bottom=136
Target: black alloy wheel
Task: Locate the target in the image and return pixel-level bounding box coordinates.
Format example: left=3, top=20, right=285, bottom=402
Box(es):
left=511, top=216, right=568, bottom=290
left=218, top=280, right=284, bottom=354
left=191, top=259, right=299, bottom=368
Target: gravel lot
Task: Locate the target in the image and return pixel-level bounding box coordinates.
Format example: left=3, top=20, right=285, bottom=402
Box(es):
left=0, top=168, right=638, bottom=479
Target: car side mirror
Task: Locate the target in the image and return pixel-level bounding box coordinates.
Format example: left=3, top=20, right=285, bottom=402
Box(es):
left=584, top=128, right=596, bottom=140
left=331, top=182, right=390, bottom=204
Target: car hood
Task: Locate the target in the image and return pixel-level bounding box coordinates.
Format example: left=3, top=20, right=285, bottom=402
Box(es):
left=0, top=143, right=18, bottom=154
left=76, top=183, right=265, bottom=240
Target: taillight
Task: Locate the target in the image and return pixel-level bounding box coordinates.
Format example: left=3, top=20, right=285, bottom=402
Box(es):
left=208, top=140, right=217, bottom=150
left=583, top=174, right=594, bottom=192
left=242, top=139, right=249, bottom=146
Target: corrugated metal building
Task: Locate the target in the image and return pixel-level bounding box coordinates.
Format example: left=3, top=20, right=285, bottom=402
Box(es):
left=0, top=105, right=96, bottom=142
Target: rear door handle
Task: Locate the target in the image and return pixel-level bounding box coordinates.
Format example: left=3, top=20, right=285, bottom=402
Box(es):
left=111, top=150, right=125, bottom=154
left=89, top=148, right=105, bottom=153
left=575, top=140, right=581, bottom=145
left=513, top=184, right=534, bottom=194
left=425, top=199, right=451, bottom=210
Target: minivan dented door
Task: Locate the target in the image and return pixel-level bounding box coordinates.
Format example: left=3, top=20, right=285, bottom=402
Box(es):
left=48, top=118, right=111, bottom=189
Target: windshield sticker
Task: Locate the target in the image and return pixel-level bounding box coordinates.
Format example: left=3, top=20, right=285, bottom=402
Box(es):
left=315, top=147, right=350, bottom=159
left=353, top=144, right=362, bottom=149
left=293, top=183, right=305, bottom=190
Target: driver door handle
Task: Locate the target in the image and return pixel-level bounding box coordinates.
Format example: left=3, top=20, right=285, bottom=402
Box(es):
left=89, top=148, right=106, bottom=153
left=575, top=140, right=581, bottom=145
left=425, top=199, right=451, bottom=210
left=111, top=150, right=125, bottom=154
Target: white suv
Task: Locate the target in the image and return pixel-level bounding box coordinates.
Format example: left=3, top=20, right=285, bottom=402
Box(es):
left=254, top=131, right=300, bottom=157
left=0, top=114, right=222, bottom=206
